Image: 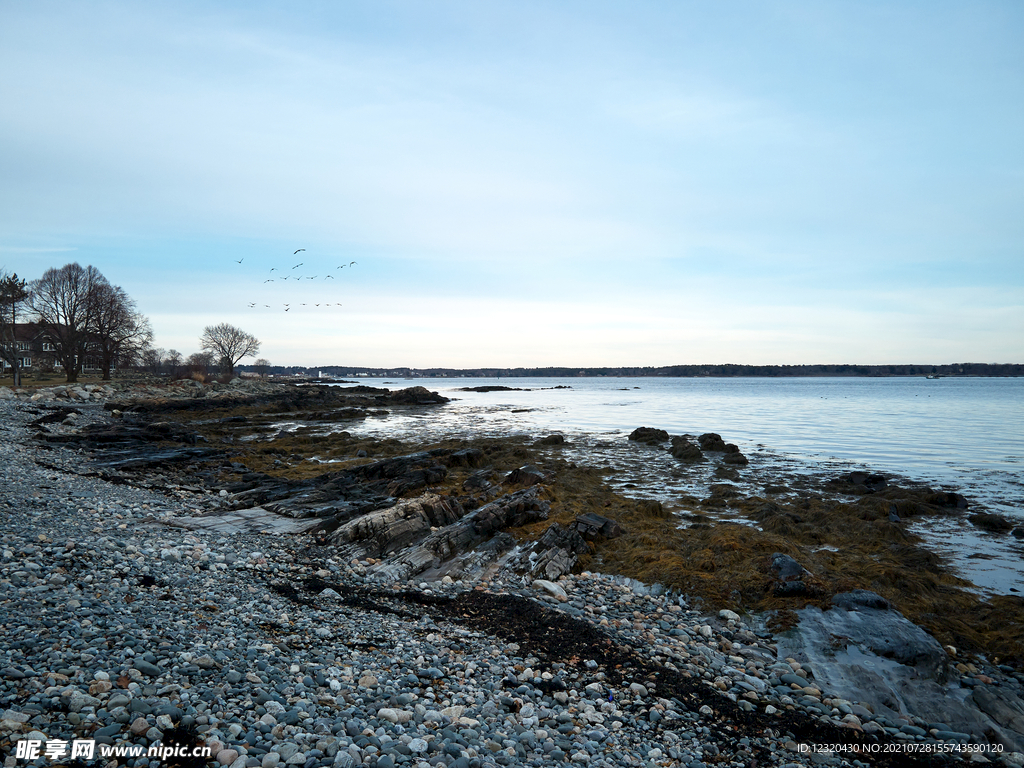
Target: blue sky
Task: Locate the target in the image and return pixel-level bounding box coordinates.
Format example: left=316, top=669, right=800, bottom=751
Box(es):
left=1, top=1, right=1021, bottom=367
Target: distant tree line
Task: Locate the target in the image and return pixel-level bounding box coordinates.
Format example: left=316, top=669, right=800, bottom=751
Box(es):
left=142, top=325, right=263, bottom=381
left=236, top=362, right=1024, bottom=379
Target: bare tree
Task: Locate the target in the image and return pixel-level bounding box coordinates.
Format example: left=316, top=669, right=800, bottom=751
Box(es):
left=164, top=349, right=183, bottom=377
left=186, top=350, right=215, bottom=377
left=199, top=323, right=260, bottom=376
left=141, top=347, right=165, bottom=374
left=253, top=358, right=271, bottom=378
left=29, top=263, right=104, bottom=383
left=0, top=271, right=31, bottom=386
left=90, top=281, right=153, bottom=379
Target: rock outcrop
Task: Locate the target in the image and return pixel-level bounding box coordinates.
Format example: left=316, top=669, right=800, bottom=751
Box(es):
left=509, top=523, right=590, bottom=581
left=777, top=593, right=1024, bottom=752
left=628, top=427, right=669, bottom=444
left=698, top=433, right=748, bottom=465
left=345, top=487, right=552, bottom=584
left=770, top=552, right=814, bottom=597
left=669, top=436, right=705, bottom=463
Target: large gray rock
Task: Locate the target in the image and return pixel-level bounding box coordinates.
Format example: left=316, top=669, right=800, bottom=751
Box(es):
left=770, top=552, right=807, bottom=580
left=133, top=659, right=163, bottom=677
left=969, top=686, right=1024, bottom=752
left=775, top=596, right=1024, bottom=751
left=505, top=464, right=553, bottom=486
left=354, top=488, right=550, bottom=584
left=794, top=593, right=951, bottom=681
left=329, top=493, right=465, bottom=556
left=831, top=590, right=890, bottom=611
left=514, top=522, right=590, bottom=580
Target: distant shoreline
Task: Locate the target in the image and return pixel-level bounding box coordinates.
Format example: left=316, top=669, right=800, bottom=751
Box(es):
left=239, top=362, right=1024, bottom=379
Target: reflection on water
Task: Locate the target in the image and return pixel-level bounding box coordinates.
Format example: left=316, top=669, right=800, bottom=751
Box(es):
left=316, top=377, right=1024, bottom=595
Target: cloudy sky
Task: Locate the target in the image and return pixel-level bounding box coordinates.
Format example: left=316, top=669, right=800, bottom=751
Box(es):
left=1, top=1, right=1021, bottom=368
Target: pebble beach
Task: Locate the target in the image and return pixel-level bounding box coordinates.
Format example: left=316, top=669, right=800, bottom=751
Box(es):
left=1, top=384, right=1021, bottom=768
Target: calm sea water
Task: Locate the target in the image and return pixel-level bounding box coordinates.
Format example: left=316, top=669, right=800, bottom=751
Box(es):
left=328, top=376, right=1024, bottom=593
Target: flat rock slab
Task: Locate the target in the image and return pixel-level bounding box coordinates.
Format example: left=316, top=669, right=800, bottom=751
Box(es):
left=156, top=507, right=321, bottom=535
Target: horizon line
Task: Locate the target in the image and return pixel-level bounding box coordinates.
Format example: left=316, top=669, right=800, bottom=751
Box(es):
left=241, top=362, right=1023, bottom=371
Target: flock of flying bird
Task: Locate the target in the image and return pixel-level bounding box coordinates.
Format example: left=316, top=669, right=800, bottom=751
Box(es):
left=240, top=248, right=357, bottom=311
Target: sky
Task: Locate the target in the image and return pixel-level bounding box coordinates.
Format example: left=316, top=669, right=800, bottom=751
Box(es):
left=1, top=1, right=1021, bottom=368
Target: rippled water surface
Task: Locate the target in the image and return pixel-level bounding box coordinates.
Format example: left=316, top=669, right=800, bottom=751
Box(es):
left=328, top=376, right=1024, bottom=593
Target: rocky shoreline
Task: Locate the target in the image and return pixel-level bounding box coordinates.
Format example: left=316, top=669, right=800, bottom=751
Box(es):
left=2, top=380, right=1023, bottom=767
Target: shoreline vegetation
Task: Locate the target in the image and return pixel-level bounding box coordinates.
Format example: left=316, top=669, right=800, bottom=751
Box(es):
left=3, top=377, right=1024, bottom=764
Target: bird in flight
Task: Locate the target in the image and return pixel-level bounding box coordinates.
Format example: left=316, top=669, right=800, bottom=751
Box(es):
left=236, top=258, right=244, bottom=263
left=264, top=279, right=273, bottom=283
left=293, top=263, right=303, bottom=269
left=325, top=275, right=334, bottom=279
left=308, top=276, right=316, bottom=279
left=337, top=265, right=345, bottom=269
left=270, top=268, right=277, bottom=272
left=350, top=261, right=356, bottom=266
left=294, top=249, right=305, bottom=254
left=248, top=303, right=255, bottom=307
left=284, top=307, right=290, bottom=312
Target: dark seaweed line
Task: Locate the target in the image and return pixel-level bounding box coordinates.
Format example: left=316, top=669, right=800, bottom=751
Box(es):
left=265, top=575, right=949, bottom=767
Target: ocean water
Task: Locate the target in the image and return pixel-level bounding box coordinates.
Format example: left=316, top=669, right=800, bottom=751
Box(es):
left=328, top=376, right=1024, bottom=594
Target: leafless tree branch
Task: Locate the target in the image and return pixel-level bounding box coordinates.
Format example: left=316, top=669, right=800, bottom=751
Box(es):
left=199, top=323, right=260, bottom=376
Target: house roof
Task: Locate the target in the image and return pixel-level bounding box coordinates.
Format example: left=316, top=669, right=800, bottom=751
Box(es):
left=2, top=322, right=47, bottom=343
